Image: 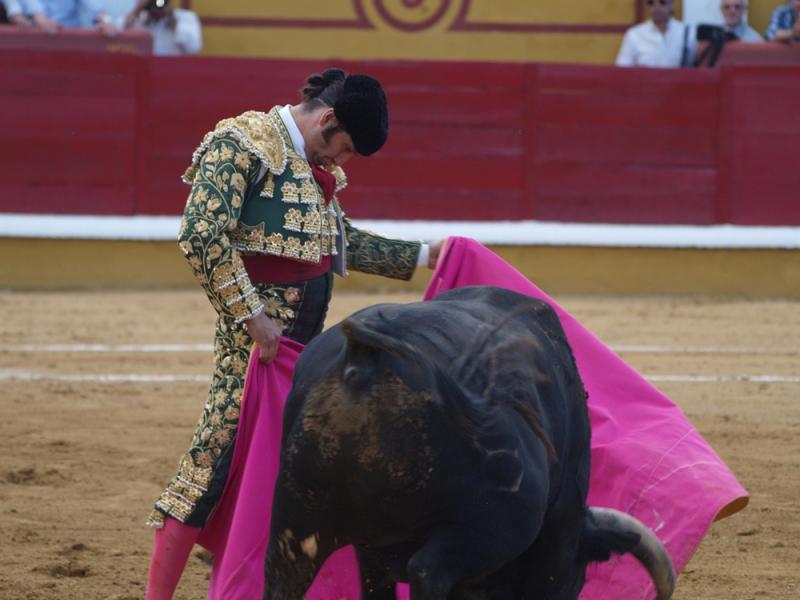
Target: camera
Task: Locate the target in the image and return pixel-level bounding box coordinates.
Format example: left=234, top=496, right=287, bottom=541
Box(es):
left=696, top=24, right=738, bottom=44
left=694, top=24, right=739, bottom=67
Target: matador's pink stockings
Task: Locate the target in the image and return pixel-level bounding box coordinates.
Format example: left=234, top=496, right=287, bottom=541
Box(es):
left=146, top=516, right=200, bottom=600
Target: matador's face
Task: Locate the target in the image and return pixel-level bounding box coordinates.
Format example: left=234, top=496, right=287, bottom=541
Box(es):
left=306, top=110, right=356, bottom=169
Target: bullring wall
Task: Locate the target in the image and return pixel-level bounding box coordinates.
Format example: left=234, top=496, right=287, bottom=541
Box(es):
left=2, top=51, right=799, bottom=226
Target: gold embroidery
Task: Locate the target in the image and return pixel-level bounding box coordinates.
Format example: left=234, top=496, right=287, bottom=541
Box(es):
left=303, top=208, right=322, bottom=234
left=331, top=165, right=347, bottom=192
left=266, top=232, right=284, bottom=254
left=291, top=157, right=312, bottom=179
left=299, top=179, right=320, bottom=204
left=227, top=222, right=267, bottom=253
left=345, top=220, right=421, bottom=281
left=284, top=208, right=304, bottom=232
left=301, top=239, right=321, bottom=262
left=284, top=236, right=302, bottom=259
left=211, top=263, right=237, bottom=290
left=262, top=172, right=275, bottom=198
left=281, top=181, right=299, bottom=203
left=152, top=453, right=213, bottom=522
left=183, top=110, right=287, bottom=184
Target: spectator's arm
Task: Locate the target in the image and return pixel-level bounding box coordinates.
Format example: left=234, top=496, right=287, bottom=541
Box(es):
left=20, top=0, right=59, bottom=33
left=770, top=26, right=797, bottom=42
left=123, top=0, right=148, bottom=29
left=174, top=10, right=202, bottom=55
left=3, top=0, right=31, bottom=25
left=615, top=31, right=636, bottom=66
left=79, top=0, right=117, bottom=35
left=765, top=7, right=787, bottom=41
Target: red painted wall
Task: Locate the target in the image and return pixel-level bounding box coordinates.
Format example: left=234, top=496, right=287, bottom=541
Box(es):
left=1, top=50, right=798, bottom=225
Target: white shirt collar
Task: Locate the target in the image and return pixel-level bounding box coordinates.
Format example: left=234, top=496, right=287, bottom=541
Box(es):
left=648, top=17, right=678, bottom=35
left=278, top=104, right=307, bottom=160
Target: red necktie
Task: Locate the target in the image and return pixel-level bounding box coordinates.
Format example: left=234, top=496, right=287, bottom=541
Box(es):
left=310, top=164, right=336, bottom=203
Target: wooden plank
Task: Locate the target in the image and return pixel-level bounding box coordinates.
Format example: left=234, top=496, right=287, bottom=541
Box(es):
left=345, top=157, right=523, bottom=191
left=3, top=183, right=135, bottom=215
left=533, top=193, right=718, bottom=224
left=341, top=188, right=526, bottom=221
left=536, top=92, right=718, bottom=129
left=534, top=124, right=717, bottom=166
left=537, top=63, right=719, bottom=94
left=533, top=163, right=718, bottom=197
left=380, top=125, right=523, bottom=158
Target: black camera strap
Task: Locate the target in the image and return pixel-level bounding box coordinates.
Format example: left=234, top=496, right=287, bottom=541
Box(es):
left=680, top=24, right=690, bottom=67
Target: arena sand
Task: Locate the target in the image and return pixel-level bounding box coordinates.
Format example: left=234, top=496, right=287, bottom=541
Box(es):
left=0, top=290, right=797, bottom=599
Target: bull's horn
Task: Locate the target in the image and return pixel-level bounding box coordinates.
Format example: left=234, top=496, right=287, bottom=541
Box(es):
left=589, top=507, right=676, bottom=600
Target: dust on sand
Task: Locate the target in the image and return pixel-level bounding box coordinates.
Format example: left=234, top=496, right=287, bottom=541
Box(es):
left=0, top=290, right=797, bottom=599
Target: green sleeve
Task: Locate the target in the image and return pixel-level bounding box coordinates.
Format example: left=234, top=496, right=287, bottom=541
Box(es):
left=343, top=217, right=422, bottom=281
left=177, top=137, right=264, bottom=322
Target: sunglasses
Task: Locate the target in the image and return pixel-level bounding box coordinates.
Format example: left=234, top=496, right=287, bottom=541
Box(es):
left=646, top=0, right=671, bottom=5
left=722, top=3, right=744, bottom=9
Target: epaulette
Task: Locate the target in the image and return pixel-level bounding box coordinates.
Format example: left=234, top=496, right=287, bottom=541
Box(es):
left=182, top=110, right=288, bottom=184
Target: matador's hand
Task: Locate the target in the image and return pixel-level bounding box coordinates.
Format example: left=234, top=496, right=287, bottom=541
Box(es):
left=244, top=312, right=283, bottom=364
left=427, top=238, right=446, bottom=269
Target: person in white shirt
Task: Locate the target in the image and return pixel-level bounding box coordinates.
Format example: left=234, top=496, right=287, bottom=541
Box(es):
left=616, top=0, right=696, bottom=67
left=123, top=0, right=200, bottom=56
left=720, top=0, right=763, bottom=41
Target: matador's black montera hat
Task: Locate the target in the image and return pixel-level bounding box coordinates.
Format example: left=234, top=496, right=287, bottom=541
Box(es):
left=333, top=75, right=388, bottom=156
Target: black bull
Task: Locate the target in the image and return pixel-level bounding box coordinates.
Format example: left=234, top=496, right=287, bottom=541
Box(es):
left=265, top=286, right=675, bottom=599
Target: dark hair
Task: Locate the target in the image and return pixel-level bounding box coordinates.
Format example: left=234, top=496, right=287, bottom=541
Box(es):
left=300, top=68, right=389, bottom=156
left=300, top=68, right=347, bottom=108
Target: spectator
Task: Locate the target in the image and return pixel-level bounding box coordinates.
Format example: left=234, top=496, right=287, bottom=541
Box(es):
left=721, top=0, right=763, bottom=41
left=20, top=0, right=117, bottom=34
left=2, top=0, right=31, bottom=25
left=123, top=0, right=201, bottom=55
left=616, top=0, right=696, bottom=67
left=765, top=0, right=800, bottom=42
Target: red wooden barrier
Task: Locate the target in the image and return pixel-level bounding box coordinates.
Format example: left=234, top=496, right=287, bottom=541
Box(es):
left=0, top=27, right=152, bottom=54
left=0, top=49, right=798, bottom=225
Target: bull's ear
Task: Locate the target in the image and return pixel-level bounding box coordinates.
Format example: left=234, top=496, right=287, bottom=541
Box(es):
left=340, top=317, right=419, bottom=361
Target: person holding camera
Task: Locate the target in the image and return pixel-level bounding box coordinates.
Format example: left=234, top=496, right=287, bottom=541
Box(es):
left=123, top=0, right=201, bottom=55
left=765, top=0, right=800, bottom=42
left=694, top=0, right=762, bottom=67
left=721, top=0, right=763, bottom=41
left=616, top=0, right=696, bottom=67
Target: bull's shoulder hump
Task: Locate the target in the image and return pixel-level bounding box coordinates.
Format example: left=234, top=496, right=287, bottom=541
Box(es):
left=432, top=285, right=553, bottom=313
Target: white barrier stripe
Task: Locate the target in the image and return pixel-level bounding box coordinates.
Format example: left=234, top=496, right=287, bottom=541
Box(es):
left=2, top=213, right=799, bottom=248
left=613, top=345, right=798, bottom=355
left=0, top=343, right=214, bottom=353
left=1, top=343, right=796, bottom=355
left=645, top=375, right=800, bottom=383
left=0, top=371, right=797, bottom=384
left=0, top=372, right=208, bottom=382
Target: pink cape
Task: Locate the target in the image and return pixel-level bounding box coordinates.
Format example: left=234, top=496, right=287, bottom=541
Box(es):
left=199, top=237, right=748, bottom=600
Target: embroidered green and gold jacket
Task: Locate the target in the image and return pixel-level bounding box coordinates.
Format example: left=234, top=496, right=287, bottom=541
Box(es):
left=178, top=107, right=421, bottom=323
